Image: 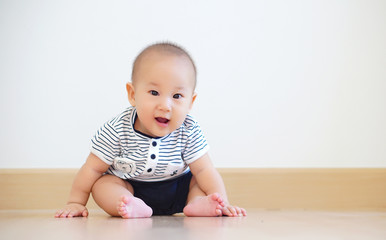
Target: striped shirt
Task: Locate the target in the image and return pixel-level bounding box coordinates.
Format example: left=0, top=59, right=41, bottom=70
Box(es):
left=90, top=107, right=210, bottom=182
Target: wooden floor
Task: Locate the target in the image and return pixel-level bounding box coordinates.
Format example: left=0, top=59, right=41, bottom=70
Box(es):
left=1, top=169, right=385, bottom=239
left=2, top=168, right=386, bottom=211
left=1, top=209, right=385, bottom=240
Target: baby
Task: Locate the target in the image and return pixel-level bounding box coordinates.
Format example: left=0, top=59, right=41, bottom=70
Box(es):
left=55, top=42, right=247, bottom=218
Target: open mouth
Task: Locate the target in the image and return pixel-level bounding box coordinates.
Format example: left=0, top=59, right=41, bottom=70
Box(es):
left=155, top=117, right=170, bottom=125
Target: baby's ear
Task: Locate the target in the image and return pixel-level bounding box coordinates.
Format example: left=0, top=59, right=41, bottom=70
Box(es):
left=190, top=92, right=197, bottom=109
left=126, top=82, right=136, bottom=106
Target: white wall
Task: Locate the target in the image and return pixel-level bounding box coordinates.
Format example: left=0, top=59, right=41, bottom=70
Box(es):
left=1, top=0, right=385, bottom=168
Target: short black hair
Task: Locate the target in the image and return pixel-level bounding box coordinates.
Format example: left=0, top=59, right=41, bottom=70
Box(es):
left=131, top=42, right=197, bottom=88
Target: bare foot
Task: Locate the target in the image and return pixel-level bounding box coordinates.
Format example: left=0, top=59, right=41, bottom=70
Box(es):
left=117, top=195, right=153, bottom=218
left=183, top=193, right=225, bottom=217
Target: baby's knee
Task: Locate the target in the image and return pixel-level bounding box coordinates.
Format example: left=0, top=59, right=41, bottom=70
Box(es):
left=92, top=174, right=119, bottom=190
left=92, top=174, right=133, bottom=194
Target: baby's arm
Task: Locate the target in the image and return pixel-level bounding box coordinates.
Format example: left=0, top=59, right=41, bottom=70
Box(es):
left=188, top=153, right=247, bottom=216
left=55, top=153, right=109, bottom=218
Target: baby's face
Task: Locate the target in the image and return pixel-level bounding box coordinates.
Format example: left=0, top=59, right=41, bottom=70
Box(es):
left=128, top=52, right=196, bottom=138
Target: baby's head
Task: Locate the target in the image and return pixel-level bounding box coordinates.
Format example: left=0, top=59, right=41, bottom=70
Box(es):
left=127, top=42, right=198, bottom=138
left=131, top=42, right=197, bottom=90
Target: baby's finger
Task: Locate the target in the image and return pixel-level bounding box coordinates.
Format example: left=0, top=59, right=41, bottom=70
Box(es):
left=82, top=209, right=89, bottom=217
left=67, top=210, right=78, bottom=218
left=54, top=210, right=64, bottom=218
left=60, top=210, right=71, bottom=218
left=72, top=209, right=88, bottom=218
left=241, top=208, right=247, bottom=216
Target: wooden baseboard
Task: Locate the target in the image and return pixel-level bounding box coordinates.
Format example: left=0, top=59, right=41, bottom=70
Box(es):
left=0, top=168, right=385, bottom=211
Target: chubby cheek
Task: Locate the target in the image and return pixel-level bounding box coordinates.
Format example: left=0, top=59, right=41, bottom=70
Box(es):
left=135, top=101, right=154, bottom=122
left=138, top=106, right=154, bottom=121
left=136, top=95, right=154, bottom=111
left=172, top=105, right=191, bottom=125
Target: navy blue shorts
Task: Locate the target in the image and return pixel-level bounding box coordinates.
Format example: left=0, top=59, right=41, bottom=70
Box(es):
left=126, top=171, right=193, bottom=215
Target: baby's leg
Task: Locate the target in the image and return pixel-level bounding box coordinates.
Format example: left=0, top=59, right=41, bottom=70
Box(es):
left=183, top=176, right=225, bottom=217
left=91, top=174, right=152, bottom=218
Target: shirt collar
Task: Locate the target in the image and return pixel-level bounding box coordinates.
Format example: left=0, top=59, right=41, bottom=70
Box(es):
left=130, top=107, right=170, bottom=140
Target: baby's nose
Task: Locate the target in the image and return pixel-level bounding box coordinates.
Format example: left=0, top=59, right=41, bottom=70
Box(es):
left=158, top=97, right=172, bottom=111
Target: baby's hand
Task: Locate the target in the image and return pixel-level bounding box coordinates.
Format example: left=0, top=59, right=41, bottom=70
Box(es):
left=221, top=204, right=247, bottom=217
left=54, top=203, right=89, bottom=218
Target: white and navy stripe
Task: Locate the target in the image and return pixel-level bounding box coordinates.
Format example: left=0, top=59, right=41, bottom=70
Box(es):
left=90, top=107, right=209, bottom=182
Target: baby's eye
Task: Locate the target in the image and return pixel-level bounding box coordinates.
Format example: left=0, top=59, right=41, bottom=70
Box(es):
left=173, top=93, right=183, bottom=99
left=150, top=90, right=159, bottom=96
